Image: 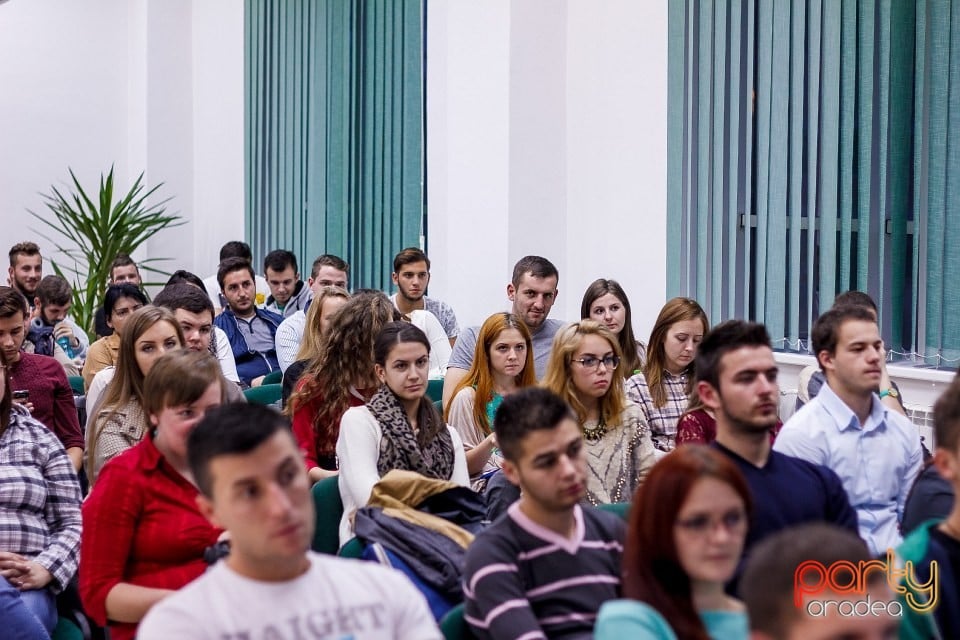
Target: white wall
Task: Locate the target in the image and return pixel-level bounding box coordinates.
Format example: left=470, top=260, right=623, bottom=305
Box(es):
left=425, top=0, right=669, bottom=340
left=0, top=0, right=244, bottom=287
left=2, top=0, right=666, bottom=327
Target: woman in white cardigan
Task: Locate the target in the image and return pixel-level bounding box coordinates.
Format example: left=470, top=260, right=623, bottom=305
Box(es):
left=337, top=322, right=469, bottom=545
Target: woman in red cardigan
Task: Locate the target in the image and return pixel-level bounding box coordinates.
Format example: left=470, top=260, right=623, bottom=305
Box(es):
left=80, top=350, right=226, bottom=640
left=286, top=291, right=399, bottom=483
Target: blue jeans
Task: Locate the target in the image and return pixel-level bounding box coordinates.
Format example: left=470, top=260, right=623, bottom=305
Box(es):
left=0, top=576, right=54, bottom=639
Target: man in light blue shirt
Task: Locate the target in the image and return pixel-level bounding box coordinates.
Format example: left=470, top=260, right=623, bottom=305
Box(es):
left=774, top=304, right=922, bottom=556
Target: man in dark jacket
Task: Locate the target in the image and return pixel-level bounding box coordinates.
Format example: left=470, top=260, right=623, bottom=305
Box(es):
left=213, top=257, right=282, bottom=386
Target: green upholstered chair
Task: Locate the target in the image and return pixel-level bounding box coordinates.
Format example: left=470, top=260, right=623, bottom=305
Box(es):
left=242, top=383, right=282, bottom=406
left=262, top=369, right=283, bottom=385
left=440, top=603, right=475, bottom=640
left=51, top=617, right=83, bottom=640
left=67, top=375, right=85, bottom=396
left=311, top=475, right=344, bottom=555
left=427, top=378, right=444, bottom=403
left=597, top=501, right=631, bottom=521
left=311, top=474, right=366, bottom=558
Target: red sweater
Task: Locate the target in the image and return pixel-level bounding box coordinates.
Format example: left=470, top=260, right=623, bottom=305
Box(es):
left=8, top=352, right=83, bottom=451
left=290, top=377, right=367, bottom=471
left=80, top=435, right=222, bottom=640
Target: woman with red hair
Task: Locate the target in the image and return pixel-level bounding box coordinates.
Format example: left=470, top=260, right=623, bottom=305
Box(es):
left=595, top=445, right=751, bottom=639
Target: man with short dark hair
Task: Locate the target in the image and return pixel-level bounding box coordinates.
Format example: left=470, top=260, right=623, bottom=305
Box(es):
left=94, top=254, right=143, bottom=338
left=8, top=241, right=43, bottom=306
left=462, top=387, right=624, bottom=639
left=275, top=254, right=350, bottom=372
left=27, top=275, right=89, bottom=365
left=0, top=286, right=83, bottom=470
left=443, top=255, right=565, bottom=407
left=202, top=241, right=269, bottom=313
left=263, top=249, right=310, bottom=318
left=390, top=247, right=459, bottom=345
left=695, top=320, right=858, bottom=589
left=138, top=404, right=440, bottom=639
left=796, top=290, right=907, bottom=418
left=153, top=283, right=240, bottom=384
left=213, top=258, right=282, bottom=386
left=741, top=523, right=899, bottom=640
left=775, top=305, right=923, bottom=555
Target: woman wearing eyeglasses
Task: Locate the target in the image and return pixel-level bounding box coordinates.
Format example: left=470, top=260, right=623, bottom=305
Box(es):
left=541, top=321, right=656, bottom=505
left=595, top=445, right=751, bottom=640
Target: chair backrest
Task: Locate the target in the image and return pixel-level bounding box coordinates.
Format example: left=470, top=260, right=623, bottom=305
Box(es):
left=243, top=383, right=282, bottom=406
left=597, top=501, right=631, bottom=521
left=427, top=378, right=444, bottom=403
left=262, top=369, right=283, bottom=385
left=440, top=603, right=475, bottom=640
left=67, top=375, right=85, bottom=396
left=311, top=475, right=344, bottom=555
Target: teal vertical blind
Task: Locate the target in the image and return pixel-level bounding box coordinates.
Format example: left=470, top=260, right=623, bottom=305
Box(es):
left=667, top=0, right=960, bottom=366
left=245, top=0, right=424, bottom=291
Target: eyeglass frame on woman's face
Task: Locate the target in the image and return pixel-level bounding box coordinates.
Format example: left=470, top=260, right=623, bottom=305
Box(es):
left=571, top=354, right=620, bottom=372
left=675, top=508, right=747, bottom=537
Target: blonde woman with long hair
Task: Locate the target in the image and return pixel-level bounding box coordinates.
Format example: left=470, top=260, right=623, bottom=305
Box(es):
left=281, top=286, right=350, bottom=405
left=444, top=313, right=536, bottom=488
left=541, top=320, right=656, bottom=504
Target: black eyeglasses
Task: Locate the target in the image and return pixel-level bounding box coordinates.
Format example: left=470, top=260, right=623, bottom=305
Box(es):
left=572, top=355, right=620, bottom=372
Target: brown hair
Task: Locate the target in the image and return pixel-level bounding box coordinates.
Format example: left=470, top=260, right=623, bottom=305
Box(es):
left=142, top=349, right=227, bottom=418
left=644, top=297, right=709, bottom=407
left=287, top=291, right=400, bottom=455
left=580, top=278, right=643, bottom=379
left=8, top=241, right=40, bottom=267
left=0, top=286, right=28, bottom=319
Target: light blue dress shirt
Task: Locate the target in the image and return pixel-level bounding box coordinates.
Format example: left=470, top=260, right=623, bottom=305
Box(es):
left=773, top=383, right=922, bottom=555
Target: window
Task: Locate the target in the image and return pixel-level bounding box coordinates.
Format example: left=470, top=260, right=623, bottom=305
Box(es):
left=667, top=0, right=960, bottom=367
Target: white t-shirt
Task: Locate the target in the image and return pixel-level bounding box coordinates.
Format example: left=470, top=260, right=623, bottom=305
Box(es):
left=405, top=309, right=452, bottom=378
left=138, top=551, right=442, bottom=640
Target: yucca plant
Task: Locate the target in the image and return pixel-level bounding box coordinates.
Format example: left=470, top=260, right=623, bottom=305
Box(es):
left=29, top=167, right=185, bottom=339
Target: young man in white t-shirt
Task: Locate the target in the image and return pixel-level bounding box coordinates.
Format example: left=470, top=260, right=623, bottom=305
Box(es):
left=138, top=403, right=440, bottom=640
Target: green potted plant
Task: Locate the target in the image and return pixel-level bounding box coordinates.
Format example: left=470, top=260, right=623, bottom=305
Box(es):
left=29, top=166, right=185, bottom=339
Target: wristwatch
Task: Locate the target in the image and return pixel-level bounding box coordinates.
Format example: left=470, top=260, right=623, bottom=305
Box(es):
left=879, top=388, right=900, bottom=400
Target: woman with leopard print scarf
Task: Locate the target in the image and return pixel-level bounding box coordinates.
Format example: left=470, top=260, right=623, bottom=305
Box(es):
left=336, top=322, right=470, bottom=546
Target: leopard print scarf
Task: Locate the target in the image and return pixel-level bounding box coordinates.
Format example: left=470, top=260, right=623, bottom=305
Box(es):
left=367, top=384, right=455, bottom=481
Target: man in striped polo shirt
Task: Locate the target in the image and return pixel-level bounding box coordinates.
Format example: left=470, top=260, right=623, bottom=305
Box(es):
left=463, top=388, right=626, bottom=639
